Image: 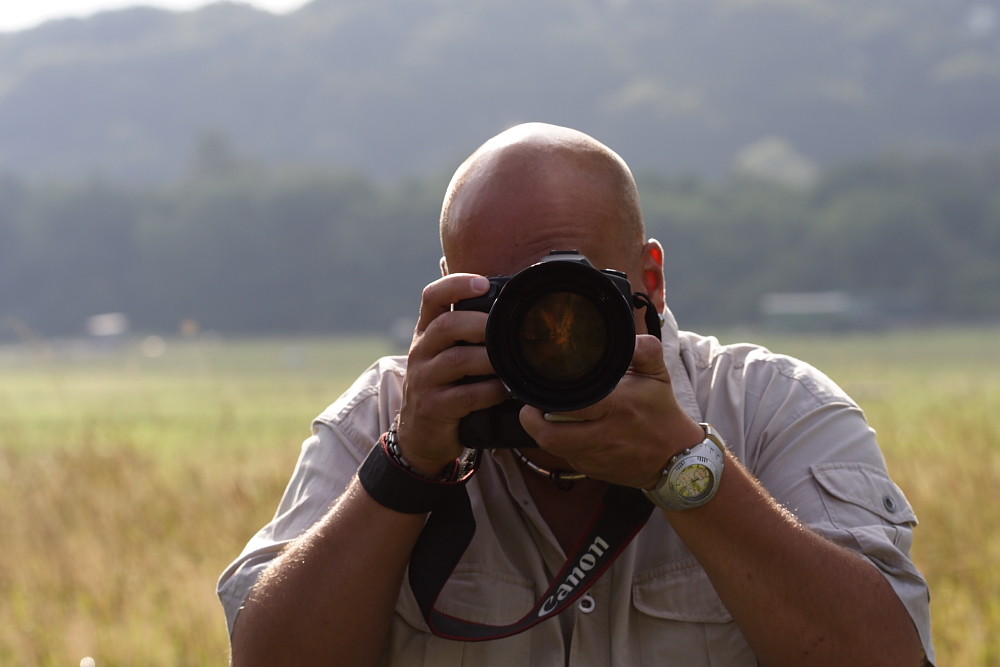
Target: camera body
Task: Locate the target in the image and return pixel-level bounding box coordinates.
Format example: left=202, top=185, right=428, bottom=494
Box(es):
left=454, top=250, right=637, bottom=449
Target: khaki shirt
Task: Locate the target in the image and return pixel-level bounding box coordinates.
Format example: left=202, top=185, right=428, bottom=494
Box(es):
left=218, top=307, right=935, bottom=665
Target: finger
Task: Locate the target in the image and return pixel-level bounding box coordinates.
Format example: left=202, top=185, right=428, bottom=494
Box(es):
left=411, top=308, right=490, bottom=362
left=524, top=335, right=667, bottom=424
left=520, top=403, right=596, bottom=449
left=423, top=377, right=509, bottom=421
left=416, top=274, right=491, bottom=333
left=543, top=412, right=586, bottom=423
left=414, top=337, right=494, bottom=388
left=627, top=334, right=669, bottom=378
left=520, top=336, right=669, bottom=445
left=540, top=399, right=607, bottom=423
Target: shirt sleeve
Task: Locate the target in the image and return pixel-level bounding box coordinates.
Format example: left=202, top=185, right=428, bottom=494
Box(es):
left=733, top=351, right=936, bottom=665
left=215, top=423, right=361, bottom=635
left=216, top=358, right=401, bottom=636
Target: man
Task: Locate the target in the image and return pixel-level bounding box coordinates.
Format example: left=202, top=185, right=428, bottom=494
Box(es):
left=218, top=123, right=934, bottom=665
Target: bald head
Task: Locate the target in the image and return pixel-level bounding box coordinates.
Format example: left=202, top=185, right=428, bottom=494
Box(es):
left=440, top=123, right=646, bottom=277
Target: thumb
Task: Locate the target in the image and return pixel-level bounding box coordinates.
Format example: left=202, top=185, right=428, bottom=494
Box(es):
left=629, top=334, right=669, bottom=378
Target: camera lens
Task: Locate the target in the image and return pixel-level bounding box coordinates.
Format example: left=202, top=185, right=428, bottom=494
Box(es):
left=516, top=292, right=606, bottom=382
left=485, top=258, right=635, bottom=412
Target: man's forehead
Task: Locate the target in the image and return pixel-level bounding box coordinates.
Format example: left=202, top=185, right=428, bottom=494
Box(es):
left=444, top=207, right=633, bottom=278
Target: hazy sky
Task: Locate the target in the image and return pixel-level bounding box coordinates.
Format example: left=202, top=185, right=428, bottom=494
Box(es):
left=0, top=0, right=309, bottom=33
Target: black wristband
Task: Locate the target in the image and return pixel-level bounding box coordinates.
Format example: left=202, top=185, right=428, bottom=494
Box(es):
left=358, top=433, right=479, bottom=514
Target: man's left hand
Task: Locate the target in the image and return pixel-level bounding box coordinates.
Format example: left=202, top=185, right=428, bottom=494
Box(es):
left=519, top=334, right=705, bottom=489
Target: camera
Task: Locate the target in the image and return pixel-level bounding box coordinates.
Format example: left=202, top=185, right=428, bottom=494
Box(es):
left=454, top=250, right=638, bottom=449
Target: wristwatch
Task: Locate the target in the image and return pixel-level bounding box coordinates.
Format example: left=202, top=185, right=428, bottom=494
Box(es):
left=643, top=424, right=726, bottom=511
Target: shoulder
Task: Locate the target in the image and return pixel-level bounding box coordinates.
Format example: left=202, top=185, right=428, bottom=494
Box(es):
left=313, top=355, right=408, bottom=458
left=678, top=330, right=856, bottom=413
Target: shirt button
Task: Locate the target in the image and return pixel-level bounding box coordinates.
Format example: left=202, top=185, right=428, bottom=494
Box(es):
left=883, top=495, right=898, bottom=513
left=578, top=594, right=596, bottom=614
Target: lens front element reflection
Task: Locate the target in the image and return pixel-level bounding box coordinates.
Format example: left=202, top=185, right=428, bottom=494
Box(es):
left=517, top=292, right=606, bottom=382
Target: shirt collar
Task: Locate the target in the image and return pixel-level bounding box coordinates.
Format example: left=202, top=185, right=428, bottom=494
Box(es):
left=658, top=302, right=702, bottom=423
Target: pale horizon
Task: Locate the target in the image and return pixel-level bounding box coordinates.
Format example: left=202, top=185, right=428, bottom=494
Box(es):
left=0, top=0, right=309, bottom=33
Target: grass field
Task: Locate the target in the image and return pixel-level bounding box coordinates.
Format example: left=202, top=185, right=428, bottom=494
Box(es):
left=0, top=328, right=997, bottom=665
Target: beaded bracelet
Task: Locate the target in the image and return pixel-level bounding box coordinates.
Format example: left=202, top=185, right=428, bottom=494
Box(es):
left=357, top=428, right=480, bottom=514
left=384, top=426, right=460, bottom=482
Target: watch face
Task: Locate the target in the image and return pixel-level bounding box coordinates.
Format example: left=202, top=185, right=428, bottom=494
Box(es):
left=646, top=429, right=726, bottom=510
left=675, top=463, right=714, bottom=501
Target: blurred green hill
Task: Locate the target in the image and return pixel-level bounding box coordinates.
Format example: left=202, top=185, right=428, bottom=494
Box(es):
left=1, top=0, right=998, bottom=182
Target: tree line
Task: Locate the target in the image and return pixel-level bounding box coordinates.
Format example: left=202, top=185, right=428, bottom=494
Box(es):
left=1, top=149, right=998, bottom=339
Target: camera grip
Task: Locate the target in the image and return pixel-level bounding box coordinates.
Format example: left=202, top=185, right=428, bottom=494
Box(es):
left=459, top=400, right=538, bottom=449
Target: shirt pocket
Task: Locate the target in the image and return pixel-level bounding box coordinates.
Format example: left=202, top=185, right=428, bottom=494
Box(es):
left=632, top=558, right=755, bottom=666
left=389, top=565, right=538, bottom=666
left=811, top=462, right=917, bottom=546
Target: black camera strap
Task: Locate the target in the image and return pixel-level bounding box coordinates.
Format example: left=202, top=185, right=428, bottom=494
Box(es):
left=406, top=290, right=663, bottom=640
left=632, top=291, right=662, bottom=340
left=408, top=483, right=654, bottom=641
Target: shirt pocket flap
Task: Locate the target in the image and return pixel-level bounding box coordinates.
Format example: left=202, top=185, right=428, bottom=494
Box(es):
left=633, top=558, right=732, bottom=623
left=811, top=462, right=917, bottom=526
left=399, top=564, right=537, bottom=630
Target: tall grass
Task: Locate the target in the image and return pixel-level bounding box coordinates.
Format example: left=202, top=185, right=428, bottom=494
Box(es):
left=0, top=336, right=392, bottom=666
left=0, top=330, right=996, bottom=665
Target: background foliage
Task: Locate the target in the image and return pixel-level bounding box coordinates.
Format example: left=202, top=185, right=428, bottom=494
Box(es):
left=2, top=148, right=998, bottom=337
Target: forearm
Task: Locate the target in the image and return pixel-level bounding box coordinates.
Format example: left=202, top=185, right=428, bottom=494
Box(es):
left=231, top=477, right=426, bottom=666
left=667, top=454, right=924, bottom=666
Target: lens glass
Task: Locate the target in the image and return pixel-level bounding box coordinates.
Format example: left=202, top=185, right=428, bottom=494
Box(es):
left=516, top=292, right=607, bottom=382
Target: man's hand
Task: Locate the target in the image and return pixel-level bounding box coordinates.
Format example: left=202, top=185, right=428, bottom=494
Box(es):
left=519, top=333, right=704, bottom=489
left=396, top=274, right=508, bottom=476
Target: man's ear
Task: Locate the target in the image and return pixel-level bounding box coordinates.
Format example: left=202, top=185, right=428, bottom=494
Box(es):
left=640, top=239, right=666, bottom=314
left=439, top=256, right=448, bottom=276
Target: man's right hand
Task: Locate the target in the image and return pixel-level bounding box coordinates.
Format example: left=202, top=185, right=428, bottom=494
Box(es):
left=396, top=274, right=507, bottom=476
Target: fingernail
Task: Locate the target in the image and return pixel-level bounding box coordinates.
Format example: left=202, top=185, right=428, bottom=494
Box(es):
left=471, top=276, right=490, bottom=292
